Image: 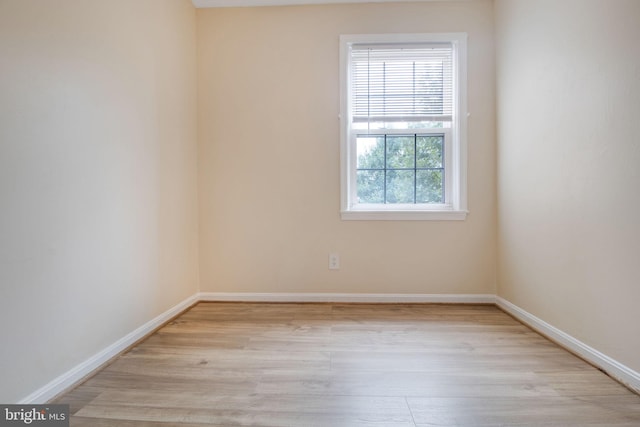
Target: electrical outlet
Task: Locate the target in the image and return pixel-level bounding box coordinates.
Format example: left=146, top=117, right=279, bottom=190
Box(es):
left=329, top=253, right=340, bottom=270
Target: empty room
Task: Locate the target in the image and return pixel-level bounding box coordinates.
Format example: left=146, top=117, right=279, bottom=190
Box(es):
left=1, top=0, right=639, bottom=425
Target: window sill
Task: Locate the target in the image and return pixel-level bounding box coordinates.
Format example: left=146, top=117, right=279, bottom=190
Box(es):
left=340, top=209, right=468, bottom=221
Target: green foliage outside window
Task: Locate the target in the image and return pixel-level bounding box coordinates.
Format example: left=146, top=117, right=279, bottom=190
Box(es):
left=356, top=135, right=444, bottom=204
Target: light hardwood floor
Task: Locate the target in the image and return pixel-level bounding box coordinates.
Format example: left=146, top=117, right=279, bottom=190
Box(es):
left=55, top=303, right=640, bottom=426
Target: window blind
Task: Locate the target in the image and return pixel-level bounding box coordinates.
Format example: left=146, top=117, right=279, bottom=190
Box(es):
left=351, top=43, right=453, bottom=124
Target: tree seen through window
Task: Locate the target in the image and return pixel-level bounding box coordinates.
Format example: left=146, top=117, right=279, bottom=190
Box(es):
left=356, top=134, right=444, bottom=204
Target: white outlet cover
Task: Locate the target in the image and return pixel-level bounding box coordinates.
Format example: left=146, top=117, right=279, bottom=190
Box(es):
left=329, top=253, right=340, bottom=270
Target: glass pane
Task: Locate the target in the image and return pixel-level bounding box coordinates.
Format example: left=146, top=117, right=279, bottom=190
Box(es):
left=417, top=135, right=443, bottom=168
left=406, top=121, right=446, bottom=129
left=386, top=136, right=415, bottom=169
left=416, top=169, right=444, bottom=203
left=356, top=136, right=385, bottom=169
left=357, top=170, right=384, bottom=203
left=386, top=170, right=415, bottom=203
left=352, top=121, right=447, bottom=131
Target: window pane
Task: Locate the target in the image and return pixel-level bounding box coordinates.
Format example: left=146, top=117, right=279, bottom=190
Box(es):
left=417, top=135, right=443, bottom=168
left=416, top=169, right=444, bottom=203
left=386, top=170, right=414, bottom=203
left=386, top=136, right=415, bottom=169
left=357, top=170, right=384, bottom=203
left=352, top=121, right=447, bottom=131
left=357, top=136, right=385, bottom=169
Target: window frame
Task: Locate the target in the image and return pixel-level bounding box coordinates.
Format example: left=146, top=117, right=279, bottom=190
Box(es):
left=339, top=33, right=468, bottom=221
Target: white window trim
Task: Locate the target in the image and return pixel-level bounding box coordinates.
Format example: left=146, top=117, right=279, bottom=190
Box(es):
left=339, top=33, right=468, bottom=221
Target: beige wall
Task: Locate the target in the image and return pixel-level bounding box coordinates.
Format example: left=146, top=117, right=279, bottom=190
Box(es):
left=0, top=0, right=199, bottom=402
left=197, top=1, right=496, bottom=295
left=495, top=0, right=640, bottom=372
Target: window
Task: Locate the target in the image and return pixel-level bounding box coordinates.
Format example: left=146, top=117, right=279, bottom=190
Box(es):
left=340, top=33, right=468, bottom=220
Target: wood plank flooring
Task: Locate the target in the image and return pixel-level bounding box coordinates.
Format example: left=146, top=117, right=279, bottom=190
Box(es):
left=54, top=303, right=640, bottom=426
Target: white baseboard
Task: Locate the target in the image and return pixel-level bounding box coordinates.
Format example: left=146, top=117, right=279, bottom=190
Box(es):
left=496, top=296, right=640, bottom=394
left=19, top=293, right=199, bottom=404
left=197, top=292, right=496, bottom=304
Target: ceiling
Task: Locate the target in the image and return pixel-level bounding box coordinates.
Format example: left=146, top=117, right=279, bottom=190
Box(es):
left=192, top=0, right=458, bottom=8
